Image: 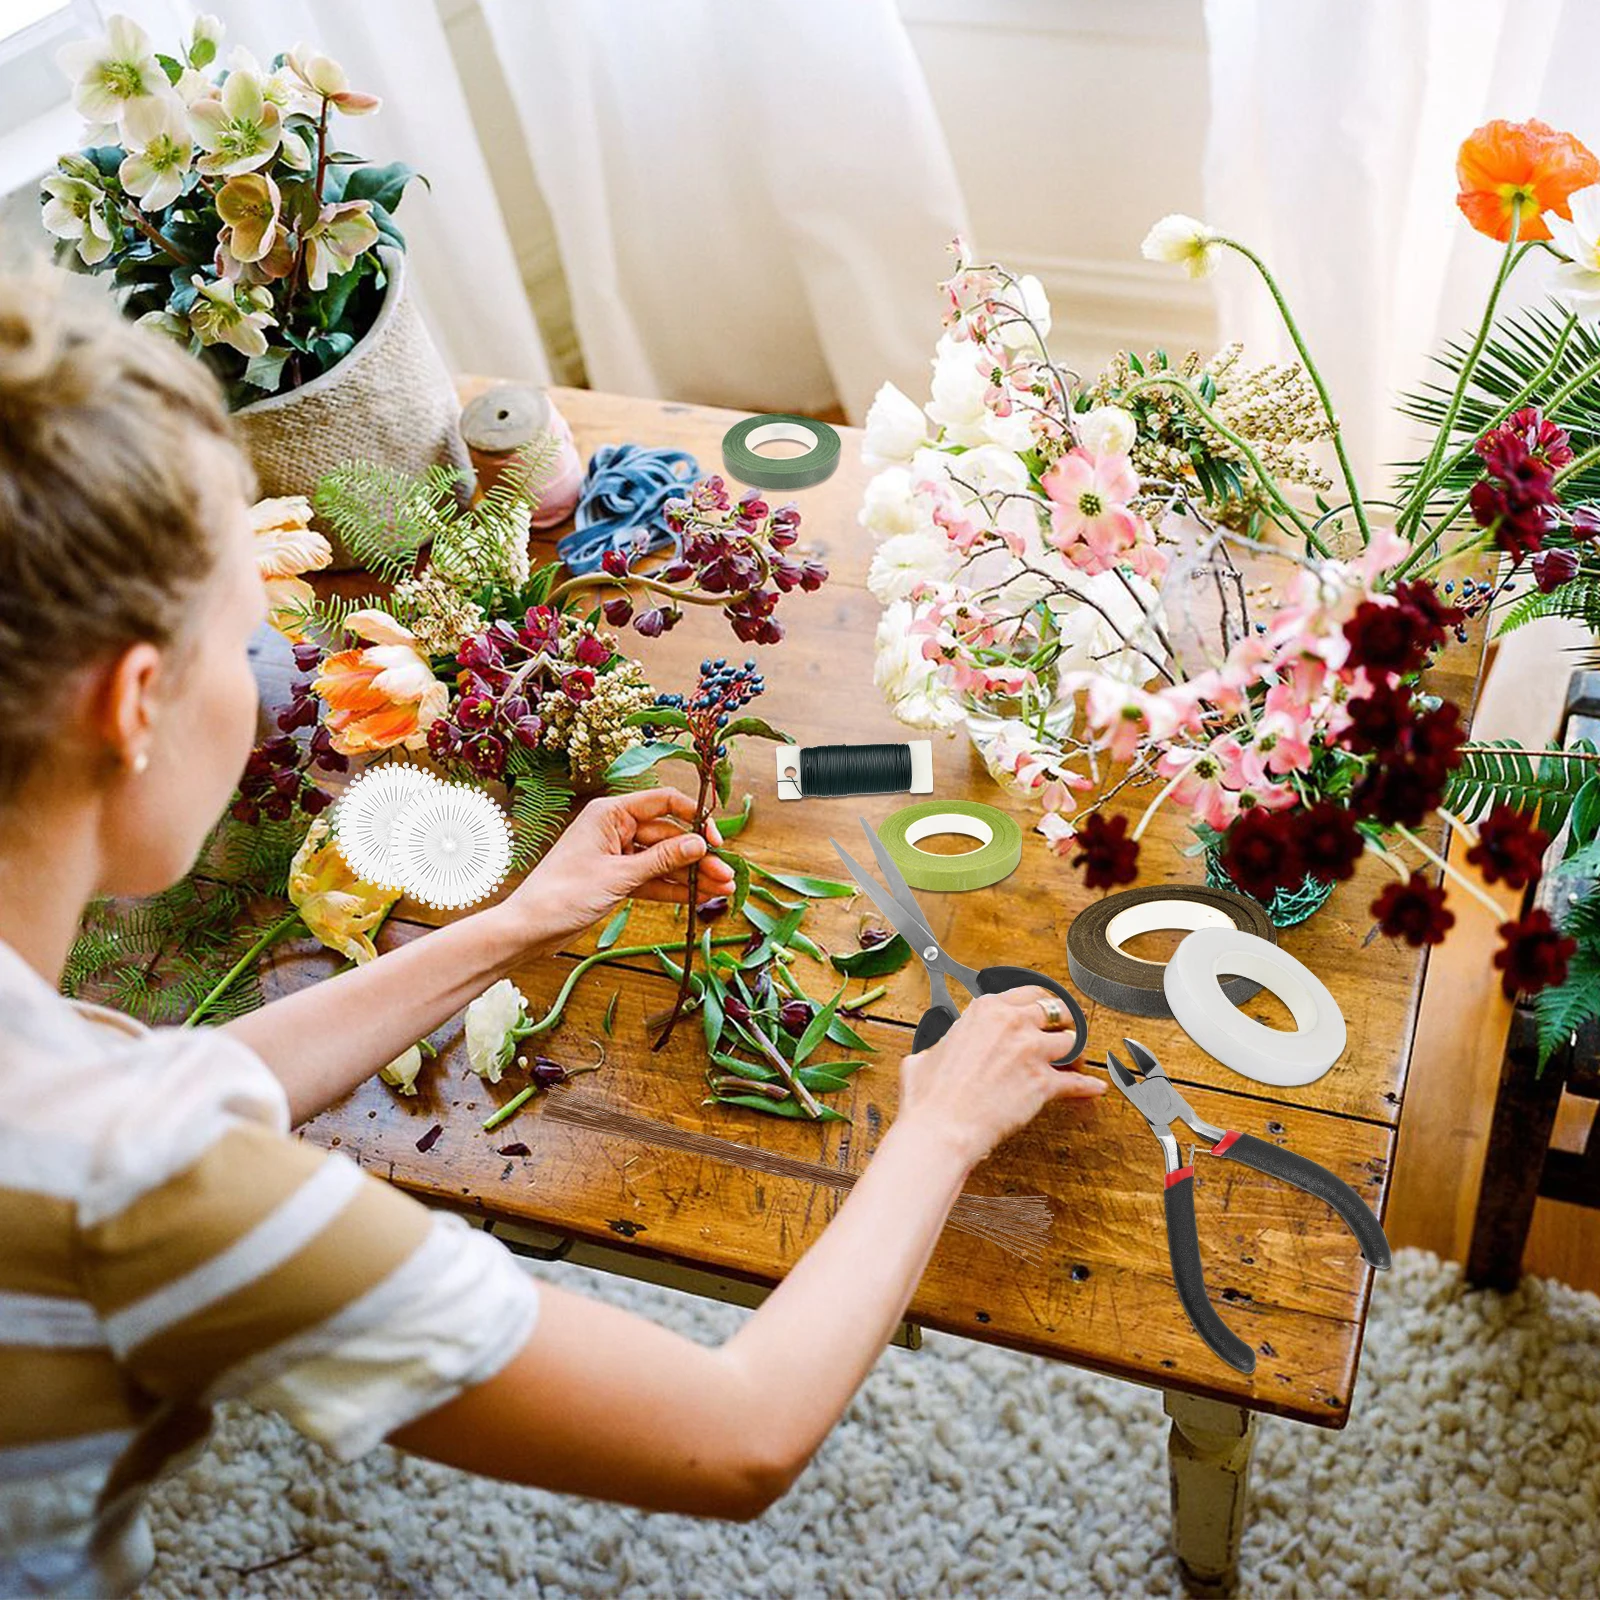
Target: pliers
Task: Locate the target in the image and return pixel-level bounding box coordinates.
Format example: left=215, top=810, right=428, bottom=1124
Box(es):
left=1105, top=1039, right=1391, bottom=1374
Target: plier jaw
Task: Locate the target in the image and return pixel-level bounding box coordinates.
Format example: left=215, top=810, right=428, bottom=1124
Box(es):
left=1105, top=1038, right=1224, bottom=1173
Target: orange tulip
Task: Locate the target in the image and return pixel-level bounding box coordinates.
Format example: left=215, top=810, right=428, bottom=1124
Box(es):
left=1456, top=118, right=1600, bottom=242
left=311, top=608, right=449, bottom=756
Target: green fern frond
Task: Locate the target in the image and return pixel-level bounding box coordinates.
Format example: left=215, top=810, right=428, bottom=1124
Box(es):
left=1534, top=890, right=1600, bottom=1065
left=504, top=751, right=574, bottom=872
left=1442, top=739, right=1600, bottom=832
left=276, top=588, right=396, bottom=647
left=1397, top=302, right=1600, bottom=511
left=313, top=460, right=466, bottom=585
left=1496, top=572, right=1600, bottom=635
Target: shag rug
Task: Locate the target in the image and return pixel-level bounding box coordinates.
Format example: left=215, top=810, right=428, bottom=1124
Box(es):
left=137, top=1248, right=1600, bottom=1599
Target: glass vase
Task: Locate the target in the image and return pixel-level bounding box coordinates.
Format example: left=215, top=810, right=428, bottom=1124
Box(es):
left=961, top=668, right=1076, bottom=797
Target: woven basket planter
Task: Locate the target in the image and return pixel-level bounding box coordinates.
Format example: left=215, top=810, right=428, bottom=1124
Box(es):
left=231, top=247, right=469, bottom=569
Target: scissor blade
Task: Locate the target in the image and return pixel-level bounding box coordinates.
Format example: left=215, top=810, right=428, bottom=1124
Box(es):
left=828, top=838, right=940, bottom=953
left=857, top=818, right=939, bottom=945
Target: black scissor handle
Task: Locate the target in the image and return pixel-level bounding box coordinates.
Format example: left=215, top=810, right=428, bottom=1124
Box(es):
left=1163, top=1170, right=1257, bottom=1373
left=912, top=1006, right=959, bottom=1054
left=1210, top=1132, right=1391, bottom=1269
left=974, top=966, right=1088, bottom=1068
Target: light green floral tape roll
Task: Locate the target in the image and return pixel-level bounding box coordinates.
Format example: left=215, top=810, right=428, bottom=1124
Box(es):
left=721, top=413, right=841, bottom=490
left=879, top=799, right=1023, bottom=893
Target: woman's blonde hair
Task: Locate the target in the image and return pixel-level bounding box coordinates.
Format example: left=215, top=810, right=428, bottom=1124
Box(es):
left=0, top=272, right=248, bottom=804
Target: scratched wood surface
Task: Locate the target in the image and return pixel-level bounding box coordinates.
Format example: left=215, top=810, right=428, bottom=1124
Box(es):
left=266, top=386, right=1490, bottom=1428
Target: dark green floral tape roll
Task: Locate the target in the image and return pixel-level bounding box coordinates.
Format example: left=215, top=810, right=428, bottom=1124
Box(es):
left=721, top=413, right=842, bottom=490
left=879, top=800, right=1023, bottom=893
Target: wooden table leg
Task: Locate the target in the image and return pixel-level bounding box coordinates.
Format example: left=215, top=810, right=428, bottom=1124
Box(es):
left=1164, top=1391, right=1258, bottom=1593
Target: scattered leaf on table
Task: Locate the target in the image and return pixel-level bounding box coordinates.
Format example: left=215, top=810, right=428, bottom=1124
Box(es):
left=497, top=1142, right=531, bottom=1157
left=750, top=862, right=857, bottom=899
left=826, top=1013, right=876, bottom=1052
left=602, top=990, right=619, bottom=1035
left=742, top=901, right=823, bottom=960
left=597, top=905, right=630, bottom=950
left=713, top=1092, right=847, bottom=1122
left=794, top=980, right=850, bottom=1065
left=830, top=934, right=912, bottom=979
left=713, top=793, right=755, bottom=839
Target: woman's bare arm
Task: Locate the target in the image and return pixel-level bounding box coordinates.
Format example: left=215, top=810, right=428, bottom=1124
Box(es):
left=390, top=992, right=1106, bottom=1519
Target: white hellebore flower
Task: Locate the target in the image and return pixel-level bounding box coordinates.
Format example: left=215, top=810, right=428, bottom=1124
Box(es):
left=859, top=466, right=917, bottom=537
left=190, top=67, right=282, bottom=176
left=862, top=381, right=930, bottom=467
left=56, top=15, right=166, bottom=128
left=40, top=172, right=118, bottom=266
left=465, top=977, right=535, bottom=1084
left=995, top=273, right=1052, bottom=352
left=187, top=275, right=276, bottom=357
left=1141, top=214, right=1222, bottom=280
left=1076, top=404, right=1137, bottom=459
left=1544, top=184, right=1600, bottom=317
left=118, top=93, right=193, bottom=213
left=867, top=529, right=959, bottom=605
left=287, top=42, right=381, bottom=114
left=379, top=1043, right=424, bottom=1096
left=874, top=600, right=965, bottom=731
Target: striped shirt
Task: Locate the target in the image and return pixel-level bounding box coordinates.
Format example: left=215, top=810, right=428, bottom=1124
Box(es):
left=0, top=935, right=540, bottom=1597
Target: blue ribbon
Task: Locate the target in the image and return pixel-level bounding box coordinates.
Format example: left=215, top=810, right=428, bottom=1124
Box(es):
left=556, top=442, right=701, bottom=575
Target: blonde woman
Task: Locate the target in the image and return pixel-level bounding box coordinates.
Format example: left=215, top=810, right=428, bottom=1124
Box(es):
left=0, top=277, right=1104, bottom=1597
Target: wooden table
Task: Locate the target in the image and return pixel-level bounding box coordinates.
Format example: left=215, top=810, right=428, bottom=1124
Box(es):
left=257, top=387, right=1489, bottom=1588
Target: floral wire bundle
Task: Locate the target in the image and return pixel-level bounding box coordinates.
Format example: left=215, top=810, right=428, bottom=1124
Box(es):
left=860, top=115, right=1600, bottom=1018
left=43, top=13, right=412, bottom=408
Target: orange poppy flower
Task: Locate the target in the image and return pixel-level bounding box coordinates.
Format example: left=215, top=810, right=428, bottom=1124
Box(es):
left=312, top=609, right=449, bottom=756
left=1456, top=118, right=1600, bottom=242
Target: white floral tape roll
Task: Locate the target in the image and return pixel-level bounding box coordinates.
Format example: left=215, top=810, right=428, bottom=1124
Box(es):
left=1162, top=926, right=1346, bottom=1087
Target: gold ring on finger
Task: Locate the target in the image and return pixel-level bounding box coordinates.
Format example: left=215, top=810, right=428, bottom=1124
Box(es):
left=1035, top=996, right=1070, bottom=1033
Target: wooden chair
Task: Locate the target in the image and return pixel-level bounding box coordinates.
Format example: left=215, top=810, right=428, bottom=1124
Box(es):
left=1466, top=670, right=1600, bottom=1290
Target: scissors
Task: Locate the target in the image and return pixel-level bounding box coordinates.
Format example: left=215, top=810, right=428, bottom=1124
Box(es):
left=831, top=818, right=1088, bottom=1066
left=1105, top=1038, right=1391, bottom=1373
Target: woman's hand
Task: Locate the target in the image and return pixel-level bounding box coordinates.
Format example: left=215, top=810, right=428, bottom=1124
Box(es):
left=495, top=788, right=737, bottom=956
left=897, top=988, right=1105, bottom=1171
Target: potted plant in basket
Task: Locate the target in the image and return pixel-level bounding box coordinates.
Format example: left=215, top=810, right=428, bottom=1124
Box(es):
left=41, top=12, right=465, bottom=565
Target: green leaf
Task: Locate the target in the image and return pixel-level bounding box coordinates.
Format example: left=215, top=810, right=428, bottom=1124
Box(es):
left=793, top=981, right=849, bottom=1066
left=712, top=1093, right=847, bottom=1122
left=713, top=793, right=754, bottom=839
left=722, top=717, right=791, bottom=742
left=742, top=901, right=822, bottom=960
left=1557, top=836, right=1600, bottom=878
left=1565, top=777, right=1600, bottom=858
left=710, top=1051, right=780, bottom=1083
left=597, top=905, right=630, bottom=951
left=750, top=862, right=856, bottom=899
left=719, top=849, right=751, bottom=918
left=826, top=1014, right=876, bottom=1052
left=830, top=934, right=912, bottom=979
left=156, top=52, right=184, bottom=84
left=624, top=706, right=690, bottom=730
left=654, top=949, right=684, bottom=982
left=241, top=346, right=291, bottom=392
left=188, top=37, right=216, bottom=68
left=740, top=902, right=808, bottom=968
left=340, top=161, right=421, bottom=215
left=602, top=990, right=619, bottom=1035
left=1534, top=942, right=1600, bottom=1067
left=796, top=1067, right=855, bottom=1093
left=605, top=741, right=696, bottom=781
left=713, top=757, right=732, bottom=809
left=700, top=929, right=726, bottom=1050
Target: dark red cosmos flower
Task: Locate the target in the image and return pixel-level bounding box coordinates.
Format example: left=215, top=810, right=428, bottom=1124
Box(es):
left=1220, top=807, right=1304, bottom=901
left=1389, top=579, right=1465, bottom=654
left=1370, top=873, right=1455, bottom=946
left=1493, top=908, right=1576, bottom=997
left=1465, top=804, right=1551, bottom=888
left=1351, top=757, right=1448, bottom=828
left=1475, top=406, right=1574, bottom=470
left=1531, top=547, right=1580, bottom=593
left=1071, top=811, right=1140, bottom=890
left=1343, top=599, right=1426, bottom=677
left=1293, top=801, right=1366, bottom=881
left=1406, top=700, right=1466, bottom=772
left=1339, top=680, right=1412, bottom=755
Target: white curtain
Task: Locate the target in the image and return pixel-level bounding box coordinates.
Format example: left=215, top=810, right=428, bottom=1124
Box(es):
left=477, top=0, right=969, bottom=423
left=1203, top=0, right=1597, bottom=496
left=197, top=0, right=552, bottom=384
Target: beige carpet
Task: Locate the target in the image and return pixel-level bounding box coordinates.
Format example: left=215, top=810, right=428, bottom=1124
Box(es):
left=135, top=1248, right=1600, bottom=1598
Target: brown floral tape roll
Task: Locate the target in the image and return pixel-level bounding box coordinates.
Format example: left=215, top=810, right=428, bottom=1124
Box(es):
left=1066, top=884, right=1277, bottom=1018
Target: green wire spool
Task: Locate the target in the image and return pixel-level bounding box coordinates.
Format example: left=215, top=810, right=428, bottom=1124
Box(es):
left=721, top=413, right=842, bottom=491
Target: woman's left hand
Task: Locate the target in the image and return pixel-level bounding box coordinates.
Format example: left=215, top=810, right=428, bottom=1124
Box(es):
left=495, top=788, right=736, bottom=956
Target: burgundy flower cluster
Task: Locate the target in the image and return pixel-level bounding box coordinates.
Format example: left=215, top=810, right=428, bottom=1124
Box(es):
left=426, top=606, right=612, bottom=780
left=1468, top=407, right=1569, bottom=565
left=232, top=642, right=342, bottom=823
left=597, top=476, right=826, bottom=646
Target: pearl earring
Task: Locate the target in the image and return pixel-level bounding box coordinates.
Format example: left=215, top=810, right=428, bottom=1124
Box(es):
left=131, top=751, right=149, bottom=775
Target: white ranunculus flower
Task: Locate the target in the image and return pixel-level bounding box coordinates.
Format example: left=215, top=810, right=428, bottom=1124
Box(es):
left=465, top=977, right=534, bottom=1084
left=1544, top=185, right=1600, bottom=317
left=378, top=1043, right=424, bottom=1095
left=874, top=602, right=964, bottom=730
left=926, top=333, right=989, bottom=440
left=859, top=465, right=918, bottom=536
left=1141, top=214, right=1221, bottom=280
left=995, top=273, right=1052, bottom=352
left=862, top=381, right=930, bottom=467
left=867, top=529, right=958, bottom=605
left=1049, top=567, right=1166, bottom=685
left=1076, top=404, right=1138, bottom=458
